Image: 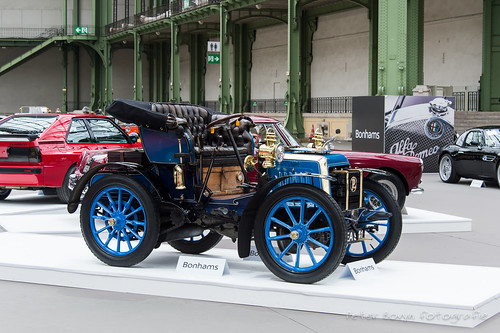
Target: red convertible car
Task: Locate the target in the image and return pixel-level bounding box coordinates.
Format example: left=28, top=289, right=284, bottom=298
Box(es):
left=70, top=114, right=423, bottom=208
left=0, top=113, right=140, bottom=202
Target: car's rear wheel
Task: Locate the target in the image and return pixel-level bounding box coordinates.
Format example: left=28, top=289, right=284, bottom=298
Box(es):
left=0, top=189, right=11, bottom=200
left=168, top=230, right=223, bottom=254
left=56, top=165, right=76, bottom=203
left=439, top=154, right=460, bottom=183
left=80, top=174, right=159, bottom=267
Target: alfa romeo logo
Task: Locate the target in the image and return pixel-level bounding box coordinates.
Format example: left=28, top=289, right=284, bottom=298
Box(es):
left=350, top=176, right=358, bottom=192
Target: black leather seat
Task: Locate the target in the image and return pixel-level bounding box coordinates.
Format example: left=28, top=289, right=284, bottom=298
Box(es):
left=151, top=103, right=253, bottom=165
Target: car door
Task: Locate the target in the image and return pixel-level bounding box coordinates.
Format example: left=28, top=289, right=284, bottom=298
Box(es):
left=454, top=130, right=484, bottom=178
left=479, top=128, right=500, bottom=178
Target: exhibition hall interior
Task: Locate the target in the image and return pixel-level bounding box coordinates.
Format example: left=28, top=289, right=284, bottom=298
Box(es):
left=0, top=1, right=499, bottom=332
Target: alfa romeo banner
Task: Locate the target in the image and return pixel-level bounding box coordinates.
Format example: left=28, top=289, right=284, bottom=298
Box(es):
left=353, top=96, right=455, bottom=172
left=384, top=96, right=455, bottom=172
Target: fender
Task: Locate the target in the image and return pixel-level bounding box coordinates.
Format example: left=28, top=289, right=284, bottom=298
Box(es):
left=67, top=162, right=172, bottom=214
left=237, top=173, right=334, bottom=258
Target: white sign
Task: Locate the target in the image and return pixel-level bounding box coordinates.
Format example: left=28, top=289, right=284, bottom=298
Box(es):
left=176, top=255, right=228, bottom=277
left=345, top=258, right=379, bottom=280
left=470, top=179, right=485, bottom=188
left=208, top=41, right=220, bottom=53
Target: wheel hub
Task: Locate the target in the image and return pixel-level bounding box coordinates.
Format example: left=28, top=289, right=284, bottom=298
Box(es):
left=289, top=225, right=308, bottom=243
left=108, top=214, right=126, bottom=231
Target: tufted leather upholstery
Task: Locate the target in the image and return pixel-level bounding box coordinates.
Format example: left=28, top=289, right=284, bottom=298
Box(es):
left=151, top=103, right=253, bottom=164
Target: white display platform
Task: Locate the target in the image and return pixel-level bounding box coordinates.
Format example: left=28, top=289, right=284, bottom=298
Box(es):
left=0, top=232, right=498, bottom=328
left=402, top=207, right=472, bottom=233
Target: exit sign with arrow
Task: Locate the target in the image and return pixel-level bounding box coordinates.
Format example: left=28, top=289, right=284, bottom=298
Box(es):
left=207, top=53, right=220, bottom=64
left=74, top=26, right=89, bottom=34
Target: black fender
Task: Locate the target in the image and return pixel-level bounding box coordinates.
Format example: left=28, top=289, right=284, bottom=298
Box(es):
left=67, top=162, right=171, bottom=214
left=237, top=174, right=332, bottom=258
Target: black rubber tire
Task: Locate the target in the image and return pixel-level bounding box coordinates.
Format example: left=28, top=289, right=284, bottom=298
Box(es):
left=168, top=230, right=223, bottom=254
left=369, top=172, right=406, bottom=209
left=342, top=179, right=402, bottom=264
left=254, top=184, right=347, bottom=284
left=0, top=189, right=11, bottom=200
left=80, top=174, right=159, bottom=267
left=56, top=165, right=76, bottom=203
left=439, top=154, right=461, bottom=183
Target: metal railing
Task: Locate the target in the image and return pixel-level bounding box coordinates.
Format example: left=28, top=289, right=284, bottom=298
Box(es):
left=250, top=99, right=287, bottom=113
left=310, top=96, right=352, bottom=113
left=0, top=26, right=64, bottom=39
left=106, top=1, right=220, bottom=36
left=203, top=97, right=353, bottom=114
left=452, top=91, right=479, bottom=111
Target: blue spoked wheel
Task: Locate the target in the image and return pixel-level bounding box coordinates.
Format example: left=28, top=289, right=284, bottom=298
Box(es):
left=168, top=230, right=223, bottom=254
left=80, top=175, right=159, bottom=267
left=342, top=179, right=402, bottom=264
left=254, top=184, right=347, bottom=284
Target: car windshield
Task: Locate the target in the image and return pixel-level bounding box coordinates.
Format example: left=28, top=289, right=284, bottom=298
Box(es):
left=275, top=122, right=301, bottom=147
left=0, top=115, right=57, bottom=135
left=484, top=128, right=500, bottom=147
left=252, top=122, right=301, bottom=147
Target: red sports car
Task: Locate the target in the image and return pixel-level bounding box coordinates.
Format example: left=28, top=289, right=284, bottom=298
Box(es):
left=0, top=113, right=140, bottom=202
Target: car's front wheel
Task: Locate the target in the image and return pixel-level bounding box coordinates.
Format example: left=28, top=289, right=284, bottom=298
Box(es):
left=439, top=154, right=460, bottom=183
left=342, top=179, right=402, bottom=264
left=254, top=184, right=347, bottom=284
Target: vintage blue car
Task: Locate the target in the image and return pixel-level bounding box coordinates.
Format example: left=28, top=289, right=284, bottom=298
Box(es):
left=68, top=99, right=402, bottom=284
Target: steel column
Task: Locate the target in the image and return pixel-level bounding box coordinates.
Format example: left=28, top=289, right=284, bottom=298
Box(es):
left=170, top=21, right=181, bottom=101
left=73, top=46, right=80, bottom=110
left=284, top=0, right=304, bottom=138
left=233, top=24, right=254, bottom=114
left=368, top=0, right=378, bottom=96
left=219, top=3, right=231, bottom=114
left=377, top=0, right=407, bottom=95
left=62, top=45, right=68, bottom=112
left=189, top=34, right=207, bottom=105
left=407, top=0, right=424, bottom=91
left=134, top=31, right=143, bottom=101
left=481, top=0, right=500, bottom=111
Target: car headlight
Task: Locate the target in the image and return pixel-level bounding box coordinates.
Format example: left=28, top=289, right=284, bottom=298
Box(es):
left=275, top=144, right=285, bottom=163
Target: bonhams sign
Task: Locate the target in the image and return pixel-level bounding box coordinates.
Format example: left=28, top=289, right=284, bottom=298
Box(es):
left=353, top=96, right=455, bottom=172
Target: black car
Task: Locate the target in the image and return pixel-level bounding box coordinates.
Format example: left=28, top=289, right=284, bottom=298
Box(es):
left=438, top=126, right=500, bottom=186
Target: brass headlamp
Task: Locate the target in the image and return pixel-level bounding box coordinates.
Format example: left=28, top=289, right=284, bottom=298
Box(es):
left=312, top=128, right=324, bottom=148
left=246, top=127, right=285, bottom=169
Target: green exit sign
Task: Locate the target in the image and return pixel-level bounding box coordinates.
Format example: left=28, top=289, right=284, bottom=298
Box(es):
left=207, top=53, right=220, bottom=64
left=74, top=26, right=89, bottom=34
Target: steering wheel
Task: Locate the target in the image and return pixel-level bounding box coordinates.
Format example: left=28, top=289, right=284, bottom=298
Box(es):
left=206, top=113, right=246, bottom=129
